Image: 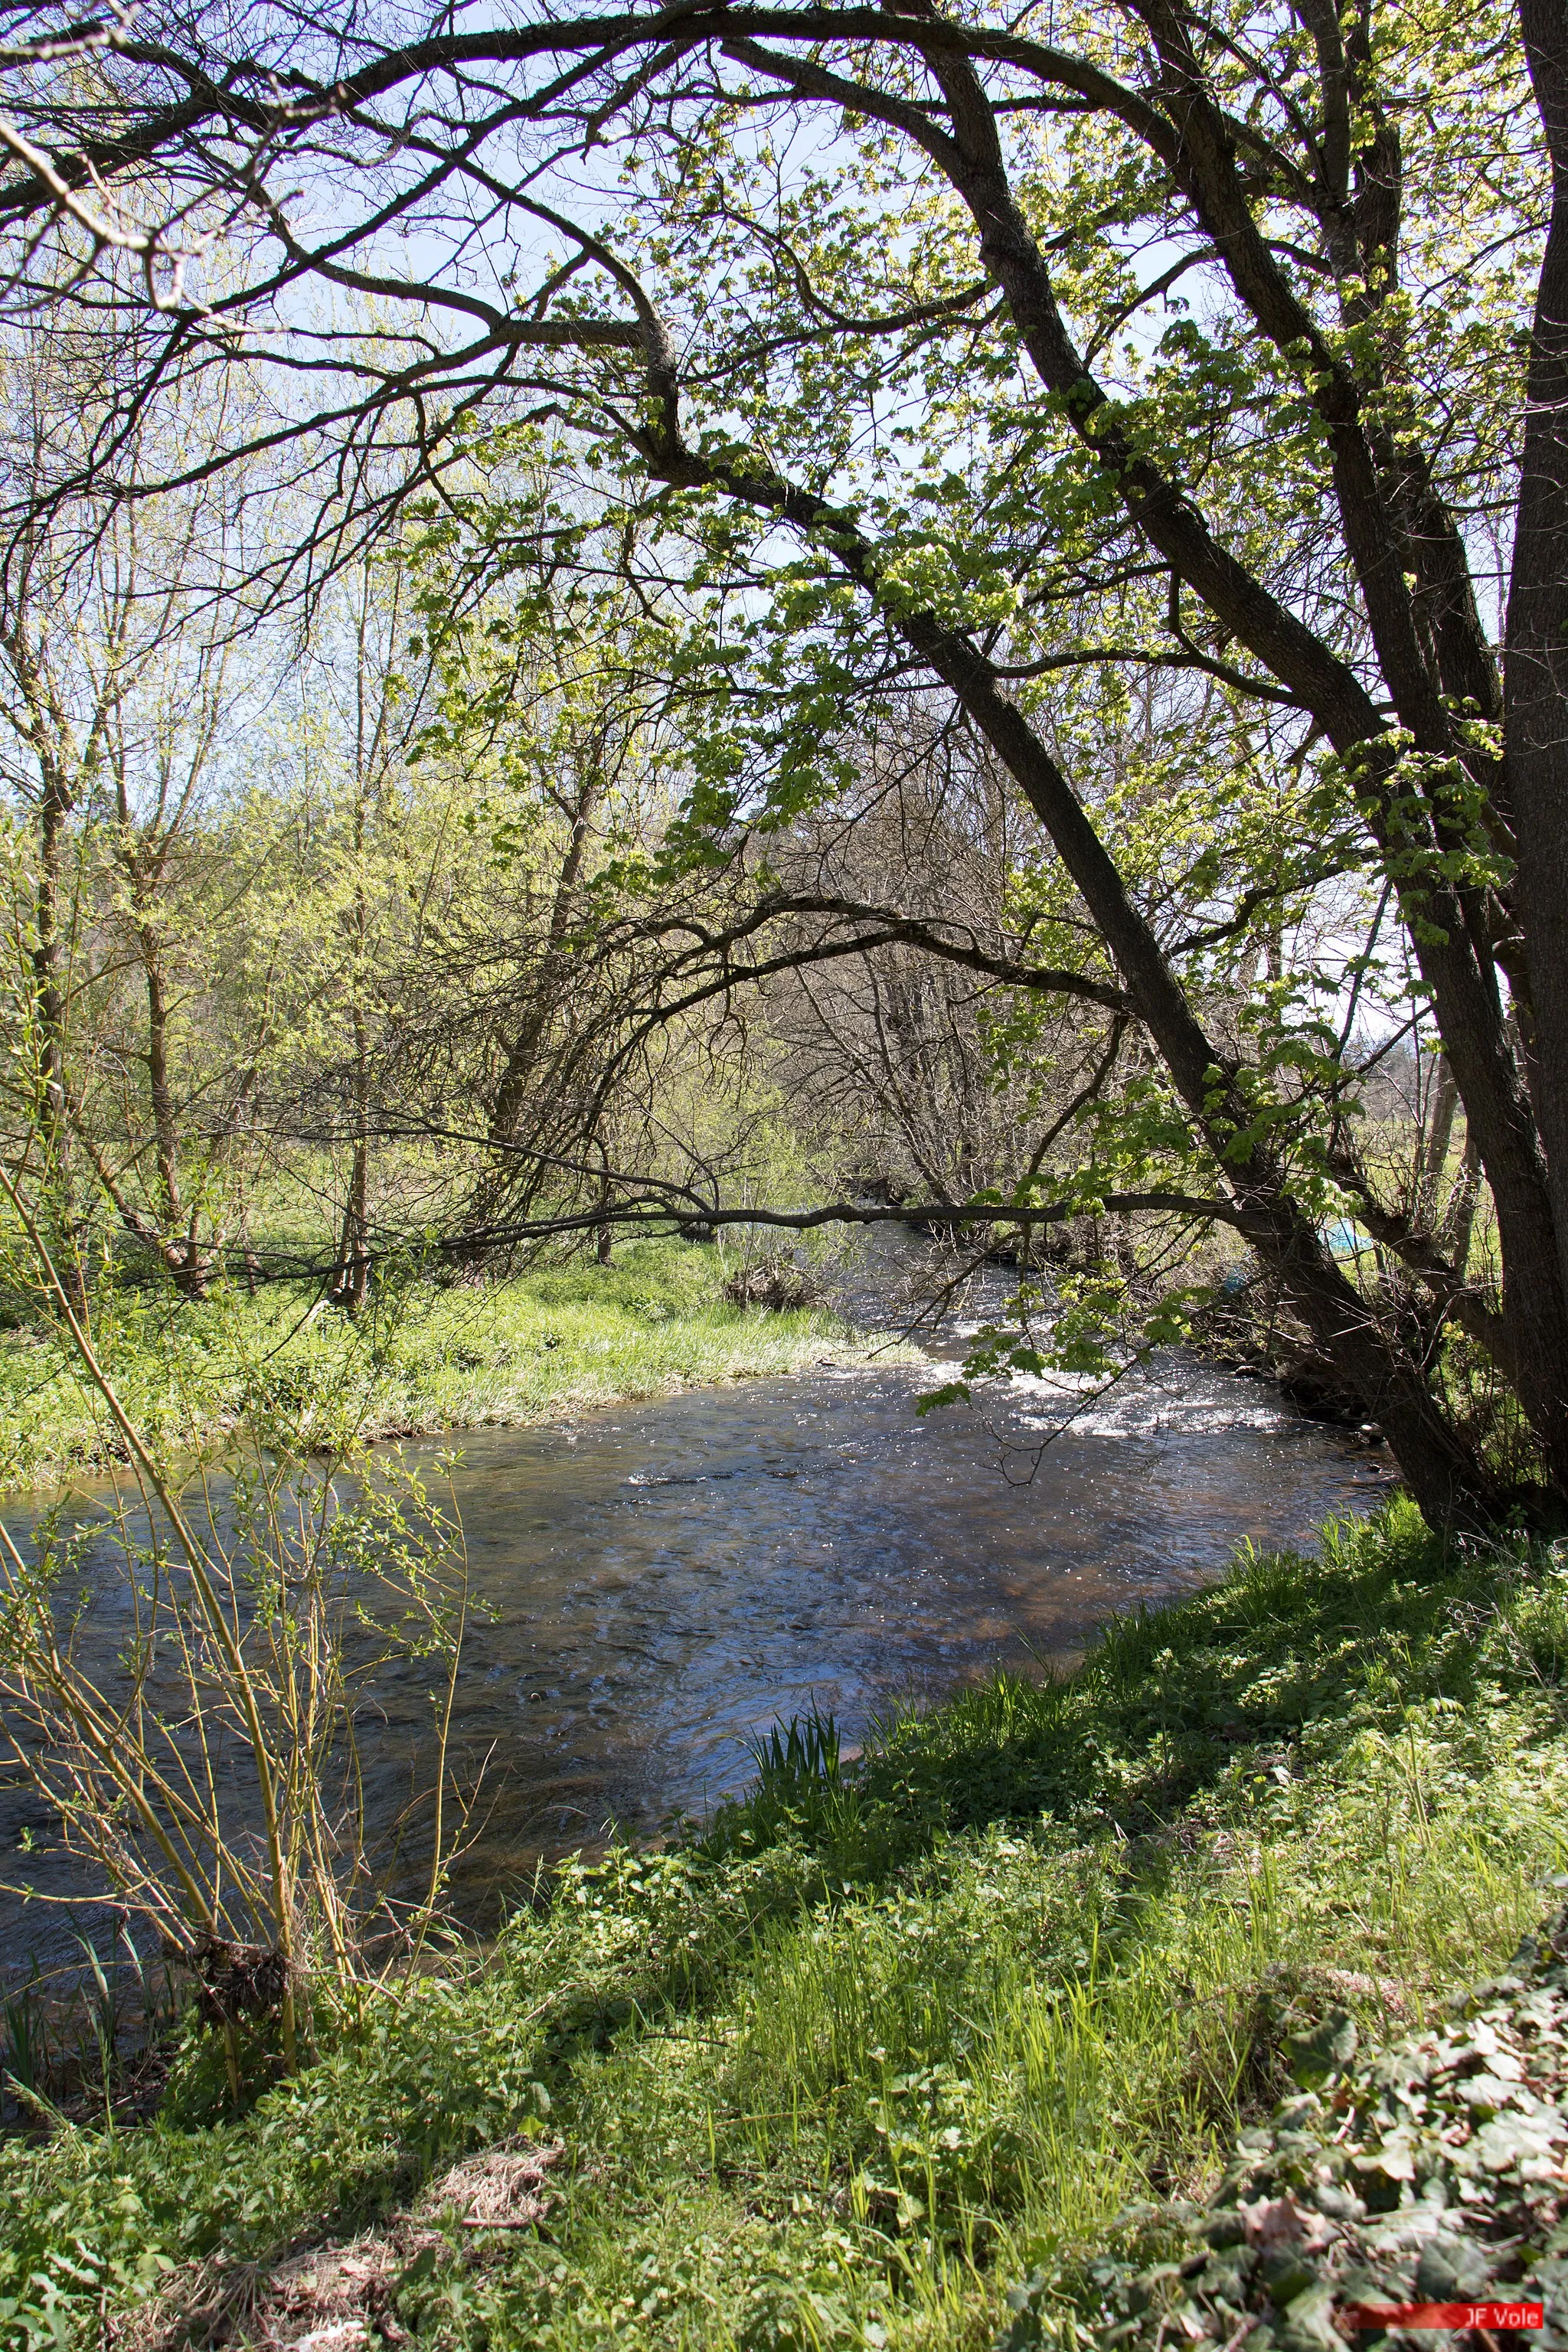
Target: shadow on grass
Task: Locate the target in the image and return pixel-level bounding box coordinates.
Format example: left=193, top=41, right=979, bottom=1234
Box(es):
left=697, top=1498, right=1567, bottom=1890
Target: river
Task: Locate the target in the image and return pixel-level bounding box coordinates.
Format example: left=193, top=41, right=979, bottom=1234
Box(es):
left=0, top=1305, right=1391, bottom=1975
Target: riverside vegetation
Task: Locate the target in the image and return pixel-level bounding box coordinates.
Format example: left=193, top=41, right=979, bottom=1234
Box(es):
left=0, top=1243, right=867, bottom=1491
left=4, top=3, right=1568, bottom=2340
left=3, top=1501, right=1566, bottom=2352
left=1014, top=1903, right=1568, bottom=2352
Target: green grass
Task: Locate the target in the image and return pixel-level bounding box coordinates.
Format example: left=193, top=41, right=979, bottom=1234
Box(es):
left=4, top=1504, right=1568, bottom=2350
left=0, top=1241, right=890, bottom=1489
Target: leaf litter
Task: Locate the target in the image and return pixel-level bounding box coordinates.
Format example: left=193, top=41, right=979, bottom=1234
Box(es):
left=107, top=2142, right=563, bottom=2352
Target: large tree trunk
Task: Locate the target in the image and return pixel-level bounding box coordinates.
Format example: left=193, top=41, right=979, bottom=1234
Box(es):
left=919, top=38, right=1568, bottom=1503
left=1508, top=0, right=1568, bottom=1318
left=923, top=646, right=1499, bottom=1528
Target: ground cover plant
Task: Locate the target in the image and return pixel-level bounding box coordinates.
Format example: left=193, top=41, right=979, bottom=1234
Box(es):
left=1008, top=1909, right=1568, bottom=2352
left=0, top=1242, right=868, bottom=1490
left=2, top=1501, right=1566, bottom=2352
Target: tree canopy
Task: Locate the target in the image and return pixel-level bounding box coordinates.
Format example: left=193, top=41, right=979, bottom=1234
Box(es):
left=0, top=0, right=1563, bottom=1527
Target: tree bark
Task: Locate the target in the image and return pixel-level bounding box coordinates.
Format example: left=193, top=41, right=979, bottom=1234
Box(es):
left=31, top=762, right=90, bottom=1319
left=1507, top=0, right=1568, bottom=1315
left=1417, top=1060, right=1461, bottom=1235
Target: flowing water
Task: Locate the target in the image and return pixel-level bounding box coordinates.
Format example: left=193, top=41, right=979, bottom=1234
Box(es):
left=395, top=1351, right=1389, bottom=1906
left=0, top=1289, right=1395, bottom=1970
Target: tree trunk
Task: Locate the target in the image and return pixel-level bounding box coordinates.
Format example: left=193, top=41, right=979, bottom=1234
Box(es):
left=1507, top=0, right=1568, bottom=1315
left=1416, top=1059, right=1461, bottom=1233
left=140, top=929, right=210, bottom=1299
left=329, top=1138, right=371, bottom=1317
left=329, top=1004, right=371, bottom=1318
left=32, top=771, right=89, bottom=1320
left=1446, top=1135, right=1483, bottom=1275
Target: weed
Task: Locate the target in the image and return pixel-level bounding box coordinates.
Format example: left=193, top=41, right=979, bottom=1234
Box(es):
left=0, top=1978, right=44, bottom=2109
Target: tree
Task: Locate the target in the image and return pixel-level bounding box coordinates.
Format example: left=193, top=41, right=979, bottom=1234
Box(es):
left=303, top=564, right=436, bottom=1315
left=0, top=473, right=253, bottom=1299
left=754, top=704, right=1087, bottom=1217
left=0, top=0, right=1560, bottom=1524
left=402, top=544, right=689, bottom=1251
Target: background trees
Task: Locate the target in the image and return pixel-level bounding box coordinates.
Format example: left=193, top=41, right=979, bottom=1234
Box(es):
left=0, top=0, right=1559, bottom=1522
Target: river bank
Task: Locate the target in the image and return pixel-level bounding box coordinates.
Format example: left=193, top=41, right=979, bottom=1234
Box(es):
left=0, top=1241, right=892, bottom=1491
left=4, top=1501, right=1565, bottom=2350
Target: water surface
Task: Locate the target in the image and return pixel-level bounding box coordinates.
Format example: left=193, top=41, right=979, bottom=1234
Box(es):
left=0, top=1334, right=1391, bottom=1957
left=377, top=1348, right=1386, bottom=1903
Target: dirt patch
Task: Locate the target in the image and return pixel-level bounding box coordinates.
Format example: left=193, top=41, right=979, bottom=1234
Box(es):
left=419, top=2142, right=561, bottom=2232
left=111, top=2141, right=563, bottom=2352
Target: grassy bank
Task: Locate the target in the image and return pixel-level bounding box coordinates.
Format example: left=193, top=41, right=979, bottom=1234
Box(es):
left=3, top=1501, right=1567, bottom=2350
left=0, top=1241, right=885, bottom=1489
